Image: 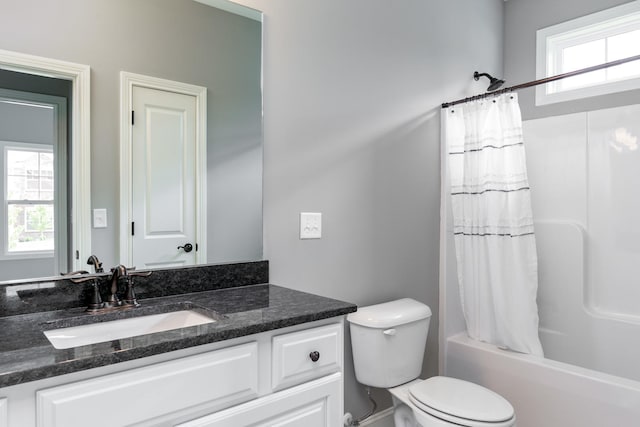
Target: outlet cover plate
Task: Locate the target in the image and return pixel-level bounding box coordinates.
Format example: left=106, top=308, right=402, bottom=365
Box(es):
left=300, top=212, right=322, bottom=239
left=93, top=208, right=107, bottom=228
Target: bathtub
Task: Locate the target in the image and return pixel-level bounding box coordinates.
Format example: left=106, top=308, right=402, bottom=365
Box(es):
left=444, top=333, right=640, bottom=427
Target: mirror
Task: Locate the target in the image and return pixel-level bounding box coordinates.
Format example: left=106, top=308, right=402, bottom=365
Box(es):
left=0, top=0, right=263, bottom=282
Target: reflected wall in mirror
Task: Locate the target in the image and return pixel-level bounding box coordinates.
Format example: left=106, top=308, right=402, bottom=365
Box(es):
left=0, top=0, right=263, bottom=283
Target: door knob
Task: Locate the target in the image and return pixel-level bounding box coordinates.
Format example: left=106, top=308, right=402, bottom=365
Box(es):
left=177, top=243, right=193, bottom=253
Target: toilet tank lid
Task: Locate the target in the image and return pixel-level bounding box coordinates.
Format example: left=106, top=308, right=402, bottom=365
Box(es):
left=347, top=298, right=432, bottom=328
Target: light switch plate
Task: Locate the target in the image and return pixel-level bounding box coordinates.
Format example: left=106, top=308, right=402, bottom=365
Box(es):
left=93, top=208, right=107, bottom=228
left=300, top=212, right=322, bottom=239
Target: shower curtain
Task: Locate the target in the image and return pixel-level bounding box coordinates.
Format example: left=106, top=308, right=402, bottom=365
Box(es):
left=443, top=93, right=543, bottom=356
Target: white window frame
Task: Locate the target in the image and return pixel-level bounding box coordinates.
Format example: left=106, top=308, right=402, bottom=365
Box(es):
left=8, top=146, right=55, bottom=235
left=536, top=1, right=640, bottom=106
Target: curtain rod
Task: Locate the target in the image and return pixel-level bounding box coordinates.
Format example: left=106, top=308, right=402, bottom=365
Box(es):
left=441, top=54, right=640, bottom=109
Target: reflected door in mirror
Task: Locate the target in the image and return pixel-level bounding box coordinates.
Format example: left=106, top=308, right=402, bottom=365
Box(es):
left=131, top=86, right=198, bottom=269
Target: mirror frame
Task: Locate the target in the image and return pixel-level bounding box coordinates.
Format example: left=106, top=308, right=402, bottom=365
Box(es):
left=0, top=49, right=91, bottom=273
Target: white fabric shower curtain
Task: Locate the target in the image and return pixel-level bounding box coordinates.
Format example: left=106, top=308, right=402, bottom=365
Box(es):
left=443, top=93, right=543, bottom=356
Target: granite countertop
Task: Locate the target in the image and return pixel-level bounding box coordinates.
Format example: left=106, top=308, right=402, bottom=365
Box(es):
left=0, top=284, right=357, bottom=388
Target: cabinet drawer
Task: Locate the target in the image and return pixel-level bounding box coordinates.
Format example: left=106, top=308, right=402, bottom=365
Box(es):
left=178, top=372, right=342, bottom=427
left=272, top=323, right=342, bottom=391
left=36, top=342, right=259, bottom=427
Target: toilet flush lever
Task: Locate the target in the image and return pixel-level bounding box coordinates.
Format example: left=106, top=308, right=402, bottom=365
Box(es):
left=383, top=328, right=396, bottom=336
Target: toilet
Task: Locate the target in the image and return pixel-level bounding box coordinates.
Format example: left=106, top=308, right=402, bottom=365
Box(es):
left=347, top=299, right=516, bottom=427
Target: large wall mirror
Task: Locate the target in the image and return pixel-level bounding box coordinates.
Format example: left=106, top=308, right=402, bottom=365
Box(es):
left=0, top=0, right=263, bottom=282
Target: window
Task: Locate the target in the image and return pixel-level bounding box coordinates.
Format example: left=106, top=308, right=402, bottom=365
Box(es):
left=5, top=146, right=55, bottom=253
left=536, top=2, right=640, bottom=105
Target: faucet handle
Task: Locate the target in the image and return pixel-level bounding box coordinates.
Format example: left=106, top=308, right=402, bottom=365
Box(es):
left=85, top=279, right=104, bottom=312
left=120, top=270, right=151, bottom=307
left=68, top=275, right=96, bottom=284
left=61, top=270, right=89, bottom=277
left=121, top=273, right=149, bottom=307
left=128, top=270, right=152, bottom=278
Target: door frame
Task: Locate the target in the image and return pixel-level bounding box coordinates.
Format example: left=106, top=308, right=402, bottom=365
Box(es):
left=0, top=49, right=91, bottom=273
left=119, top=72, right=207, bottom=267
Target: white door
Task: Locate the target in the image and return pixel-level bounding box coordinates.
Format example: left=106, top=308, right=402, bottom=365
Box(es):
left=131, top=86, right=198, bottom=269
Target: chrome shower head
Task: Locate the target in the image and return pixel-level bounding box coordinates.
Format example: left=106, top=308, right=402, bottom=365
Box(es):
left=474, top=71, right=505, bottom=92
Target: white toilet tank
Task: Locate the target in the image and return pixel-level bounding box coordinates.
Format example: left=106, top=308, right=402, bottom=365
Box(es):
left=347, top=298, right=432, bottom=388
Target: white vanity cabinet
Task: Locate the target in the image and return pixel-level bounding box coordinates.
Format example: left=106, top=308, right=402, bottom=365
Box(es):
left=0, top=397, right=7, bottom=425
left=180, top=323, right=343, bottom=427
left=0, top=318, right=344, bottom=427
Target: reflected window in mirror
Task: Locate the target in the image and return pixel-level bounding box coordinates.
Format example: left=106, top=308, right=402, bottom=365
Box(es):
left=0, top=83, right=69, bottom=281
left=6, top=145, right=55, bottom=252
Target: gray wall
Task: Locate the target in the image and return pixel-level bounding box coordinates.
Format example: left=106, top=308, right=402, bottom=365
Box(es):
left=0, top=0, right=262, bottom=268
left=0, top=0, right=505, bottom=418
left=505, top=0, right=640, bottom=120
left=236, top=0, right=503, bottom=417
left=0, top=98, right=55, bottom=145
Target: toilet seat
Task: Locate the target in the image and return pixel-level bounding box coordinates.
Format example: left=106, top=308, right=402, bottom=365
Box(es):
left=408, top=377, right=515, bottom=427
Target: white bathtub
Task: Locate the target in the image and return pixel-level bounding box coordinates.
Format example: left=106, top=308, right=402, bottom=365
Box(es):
left=445, top=333, right=640, bottom=427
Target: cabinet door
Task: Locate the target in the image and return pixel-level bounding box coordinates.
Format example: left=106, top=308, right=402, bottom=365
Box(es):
left=179, top=373, right=342, bottom=427
left=37, top=342, right=259, bottom=427
left=0, top=397, right=6, bottom=426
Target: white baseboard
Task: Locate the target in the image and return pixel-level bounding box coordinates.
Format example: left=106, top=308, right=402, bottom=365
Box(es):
left=360, top=407, right=394, bottom=427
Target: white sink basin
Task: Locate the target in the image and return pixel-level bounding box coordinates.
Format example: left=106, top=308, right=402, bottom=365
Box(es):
left=44, top=310, right=216, bottom=349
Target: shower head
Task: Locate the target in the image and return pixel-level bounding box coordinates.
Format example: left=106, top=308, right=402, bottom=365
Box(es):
left=474, top=71, right=505, bottom=92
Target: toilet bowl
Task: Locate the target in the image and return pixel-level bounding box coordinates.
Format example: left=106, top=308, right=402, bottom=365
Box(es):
left=347, top=299, right=516, bottom=427
left=389, top=377, right=515, bottom=427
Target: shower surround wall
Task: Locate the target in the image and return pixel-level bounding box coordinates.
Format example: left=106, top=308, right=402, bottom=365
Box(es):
left=440, top=103, right=640, bottom=426
left=525, top=103, right=640, bottom=380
